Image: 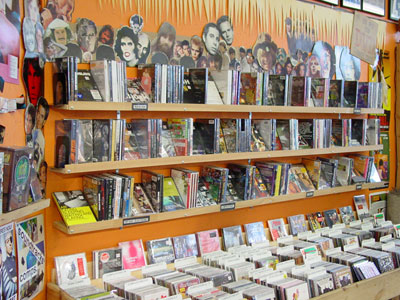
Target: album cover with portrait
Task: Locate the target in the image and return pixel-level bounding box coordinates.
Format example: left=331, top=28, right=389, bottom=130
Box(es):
left=17, top=214, right=45, bottom=300
left=0, top=222, right=17, bottom=300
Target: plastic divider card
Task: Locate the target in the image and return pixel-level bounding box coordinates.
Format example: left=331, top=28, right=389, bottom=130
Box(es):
left=276, top=259, right=295, bottom=271
left=186, top=281, right=214, bottom=296
left=350, top=220, right=362, bottom=227
left=277, top=235, right=294, bottom=244
left=142, top=262, right=168, bottom=275
left=343, top=243, right=359, bottom=251
left=277, top=245, right=294, bottom=255
left=332, top=223, right=346, bottom=229
left=174, top=256, right=198, bottom=269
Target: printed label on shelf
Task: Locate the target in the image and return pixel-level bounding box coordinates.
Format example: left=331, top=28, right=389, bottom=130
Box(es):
left=123, top=216, right=150, bottom=226
left=356, top=184, right=362, bottom=190
left=220, top=203, right=235, bottom=211
left=132, top=103, right=149, bottom=111
left=306, top=191, right=314, bottom=198
left=353, top=108, right=361, bottom=114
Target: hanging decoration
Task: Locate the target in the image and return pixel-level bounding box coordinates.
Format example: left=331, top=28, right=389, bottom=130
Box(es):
left=95, top=0, right=387, bottom=49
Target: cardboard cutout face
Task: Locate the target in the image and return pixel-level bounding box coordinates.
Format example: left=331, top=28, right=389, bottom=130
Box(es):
left=98, top=24, right=114, bottom=46
left=190, top=36, right=204, bottom=62
left=76, top=18, right=98, bottom=61
left=253, top=38, right=278, bottom=72
left=25, top=104, right=36, bottom=147
left=23, top=17, right=37, bottom=54
left=24, top=0, right=40, bottom=23
left=115, top=26, right=138, bottom=66
left=129, top=14, right=144, bottom=34
left=23, top=57, right=44, bottom=106
left=46, top=18, right=72, bottom=46
left=335, top=46, right=361, bottom=81
left=312, top=41, right=335, bottom=79
left=202, top=23, right=220, bottom=56
left=151, top=22, right=176, bottom=60
left=25, top=103, right=36, bottom=137
left=35, top=97, right=49, bottom=132
left=41, top=0, right=75, bottom=29
left=307, top=55, right=321, bottom=77
left=137, top=32, right=150, bottom=64
left=217, top=16, right=234, bottom=46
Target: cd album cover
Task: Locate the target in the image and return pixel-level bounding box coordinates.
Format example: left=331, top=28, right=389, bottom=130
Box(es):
left=0, top=222, right=17, bottom=300
left=118, top=239, right=146, bottom=269
left=172, top=234, right=199, bottom=259
left=17, top=214, right=45, bottom=300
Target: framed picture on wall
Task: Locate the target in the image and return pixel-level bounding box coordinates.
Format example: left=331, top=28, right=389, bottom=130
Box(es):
left=362, top=0, right=385, bottom=16
left=319, top=0, right=339, bottom=5
left=390, top=0, right=400, bottom=20
left=342, top=0, right=361, bottom=10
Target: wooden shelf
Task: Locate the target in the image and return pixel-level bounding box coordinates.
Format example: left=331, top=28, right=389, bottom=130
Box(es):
left=53, top=182, right=387, bottom=235
left=50, top=145, right=383, bottom=174
left=0, top=199, right=50, bottom=226
left=48, top=260, right=400, bottom=300
left=55, top=102, right=384, bottom=114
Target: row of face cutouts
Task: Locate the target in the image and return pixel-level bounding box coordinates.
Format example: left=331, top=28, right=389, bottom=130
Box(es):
left=20, top=0, right=362, bottom=81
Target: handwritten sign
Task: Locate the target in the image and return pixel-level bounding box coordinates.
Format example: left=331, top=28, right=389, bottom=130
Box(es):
left=350, top=11, right=378, bottom=65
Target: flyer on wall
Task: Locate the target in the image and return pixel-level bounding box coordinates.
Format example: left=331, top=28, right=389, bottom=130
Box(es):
left=16, top=214, right=45, bottom=300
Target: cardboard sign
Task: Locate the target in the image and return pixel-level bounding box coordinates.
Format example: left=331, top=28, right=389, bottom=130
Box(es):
left=350, top=11, right=378, bottom=64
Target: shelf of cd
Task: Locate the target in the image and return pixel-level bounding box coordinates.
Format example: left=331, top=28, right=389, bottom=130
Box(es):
left=55, top=102, right=384, bottom=115
left=53, top=182, right=387, bottom=235
left=50, top=145, right=383, bottom=174
left=0, top=198, right=50, bottom=226
left=47, top=260, right=400, bottom=300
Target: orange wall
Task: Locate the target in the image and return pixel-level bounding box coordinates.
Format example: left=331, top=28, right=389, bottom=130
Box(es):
left=0, top=0, right=398, bottom=299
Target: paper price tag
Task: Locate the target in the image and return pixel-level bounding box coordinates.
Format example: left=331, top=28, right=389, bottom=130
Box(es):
left=353, top=108, right=361, bottom=114
left=306, top=191, right=314, bottom=198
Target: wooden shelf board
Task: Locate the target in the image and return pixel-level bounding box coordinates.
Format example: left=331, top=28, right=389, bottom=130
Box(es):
left=0, top=199, right=50, bottom=226
left=53, top=182, right=387, bottom=235
left=55, top=102, right=384, bottom=114
left=50, top=145, right=383, bottom=174
left=48, top=259, right=400, bottom=300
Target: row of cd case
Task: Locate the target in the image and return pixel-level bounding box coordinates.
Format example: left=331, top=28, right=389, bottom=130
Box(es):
left=54, top=117, right=380, bottom=167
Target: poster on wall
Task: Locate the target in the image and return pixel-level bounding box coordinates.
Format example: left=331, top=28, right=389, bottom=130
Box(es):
left=0, top=0, right=20, bottom=84
left=16, top=214, right=45, bottom=300
left=0, top=222, right=17, bottom=300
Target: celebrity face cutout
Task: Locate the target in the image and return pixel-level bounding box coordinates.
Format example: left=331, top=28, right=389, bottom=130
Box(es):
left=54, top=27, right=67, bottom=45
left=219, top=21, right=233, bottom=45
left=137, top=33, right=149, bottom=59
left=99, top=29, right=112, bottom=45
left=27, top=63, right=42, bottom=104
left=78, top=25, right=97, bottom=53
left=191, top=44, right=201, bottom=61
left=203, top=26, right=219, bottom=56
left=36, top=104, right=46, bottom=130
left=121, top=36, right=135, bottom=61
left=159, top=34, right=174, bottom=53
